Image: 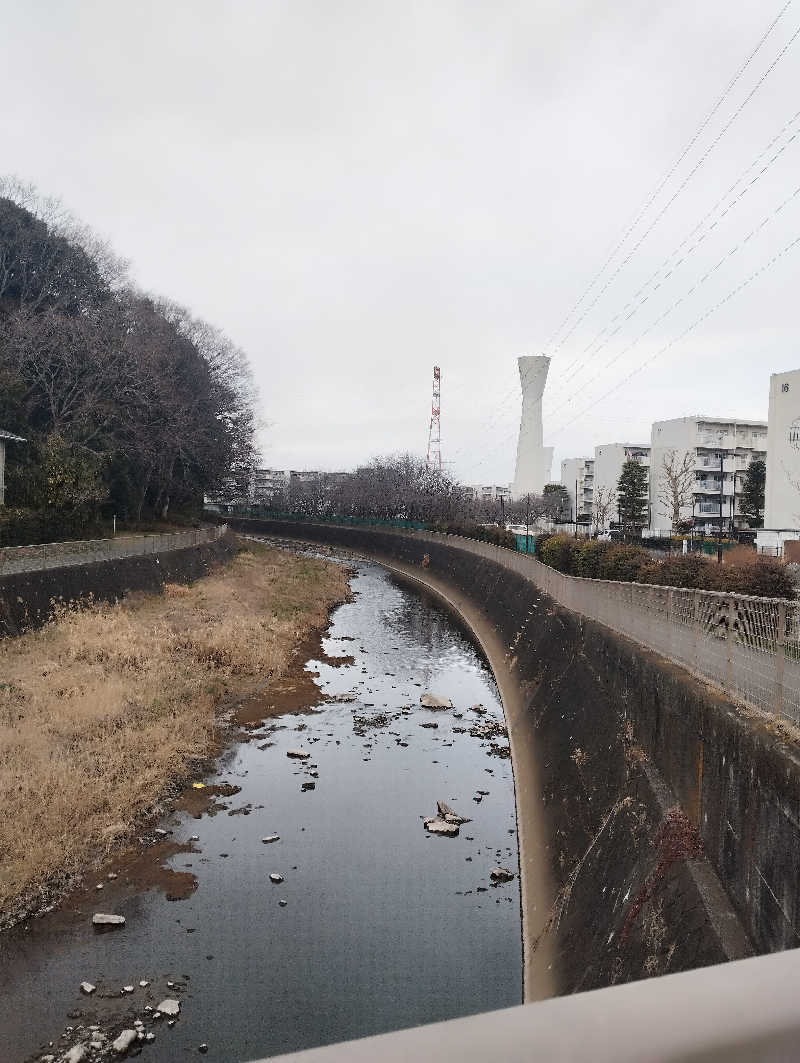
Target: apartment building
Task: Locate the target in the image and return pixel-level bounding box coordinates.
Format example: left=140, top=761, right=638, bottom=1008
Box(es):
left=593, top=443, right=650, bottom=529
left=649, top=416, right=767, bottom=533
left=252, top=468, right=290, bottom=503
left=560, top=457, right=594, bottom=521
left=758, top=369, right=800, bottom=556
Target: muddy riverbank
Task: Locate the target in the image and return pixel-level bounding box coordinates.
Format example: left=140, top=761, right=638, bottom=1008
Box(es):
left=2, top=554, right=526, bottom=1062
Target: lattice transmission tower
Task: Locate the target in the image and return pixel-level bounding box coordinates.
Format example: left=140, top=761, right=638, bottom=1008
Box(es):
left=426, top=365, right=442, bottom=470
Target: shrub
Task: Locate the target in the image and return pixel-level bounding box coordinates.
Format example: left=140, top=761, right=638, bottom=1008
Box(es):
left=642, top=554, right=711, bottom=590
left=715, top=556, right=795, bottom=599
left=574, top=540, right=613, bottom=578
left=539, top=533, right=581, bottom=574
left=596, top=544, right=653, bottom=583
left=429, top=520, right=516, bottom=550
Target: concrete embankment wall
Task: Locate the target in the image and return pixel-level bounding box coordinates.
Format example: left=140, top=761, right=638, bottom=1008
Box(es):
left=232, top=519, right=800, bottom=999
left=0, top=531, right=239, bottom=638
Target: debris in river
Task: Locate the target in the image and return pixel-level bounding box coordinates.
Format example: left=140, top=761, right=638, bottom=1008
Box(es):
left=199, top=1045, right=209, bottom=1054
left=437, top=800, right=471, bottom=825
left=261, top=834, right=280, bottom=844
left=122, top=985, right=135, bottom=993
left=490, top=867, right=515, bottom=883
left=286, top=749, right=310, bottom=760
left=424, top=817, right=460, bottom=837
left=79, top=982, right=96, bottom=995
left=420, top=693, right=453, bottom=709
left=156, top=998, right=181, bottom=1016
left=92, top=913, right=125, bottom=928
left=279, top=899, right=288, bottom=907
left=489, top=742, right=511, bottom=759
left=112, top=1029, right=137, bottom=1054
left=470, top=704, right=487, bottom=715
left=270, top=872, right=284, bottom=883
left=420, top=721, right=438, bottom=729
left=301, top=781, right=316, bottom=791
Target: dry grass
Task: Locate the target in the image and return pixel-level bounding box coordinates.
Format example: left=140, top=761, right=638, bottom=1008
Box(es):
left=0, top=542, right=350, bottom=923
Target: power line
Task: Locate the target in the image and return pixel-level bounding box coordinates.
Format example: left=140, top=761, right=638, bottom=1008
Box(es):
left=546, top=179, right=800, bottom=420
left=543, top=0, right=794, bottom=357
left=547, top=230, right=800, bottom=439
left=545, top=104, right=800, bottom=403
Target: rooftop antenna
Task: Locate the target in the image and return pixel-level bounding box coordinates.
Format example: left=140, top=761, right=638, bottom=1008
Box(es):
left=426, top=366, right=442, bottom=470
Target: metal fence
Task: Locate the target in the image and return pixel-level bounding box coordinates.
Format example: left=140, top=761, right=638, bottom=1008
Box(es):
left=0, top=524, right=228, bottom=576
left=406, top=529, right=800, bottom=725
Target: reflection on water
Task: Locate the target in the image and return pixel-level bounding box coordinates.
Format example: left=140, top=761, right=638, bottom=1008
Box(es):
left=1, top=560, right=521, bottom=1062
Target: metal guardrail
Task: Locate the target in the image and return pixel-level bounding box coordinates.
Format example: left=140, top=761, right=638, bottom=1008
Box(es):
left=405, top=530, right=800, bottom=726
left=0, top=524, right=228, bottom=576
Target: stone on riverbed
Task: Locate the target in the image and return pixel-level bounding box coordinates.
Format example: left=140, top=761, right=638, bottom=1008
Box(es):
left=64, top=1046, right=87, bottom=1063
left=437, top=800, right=471, bottom=825
left=156, top=998, right=181, bottom=1016
left=420, top=693, right=453, bottom=709
left=270, top=872, right=284, bottom=883
left=261, top=834, right=280, bottom=844
left=423, top=817, right=459, bottom=837
left=92, top=913, right=125, bottom=928
left=112, top=1029, right=137, bottom=1054
left=79, top=981, right=96, bottom=995
left=490, top=867, right=515, bottom=882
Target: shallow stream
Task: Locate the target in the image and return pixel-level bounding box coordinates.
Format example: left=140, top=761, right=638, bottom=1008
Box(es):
left=1, top=555, right=522, bottom=1062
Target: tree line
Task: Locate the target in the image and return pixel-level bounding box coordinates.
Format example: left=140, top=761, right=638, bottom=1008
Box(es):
left=0, top=180, right=256, bottom=532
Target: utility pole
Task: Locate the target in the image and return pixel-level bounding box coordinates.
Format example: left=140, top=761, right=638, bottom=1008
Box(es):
left=426, top=366, right=442, bottom=470
left=500, top=494, right=505, bottom=528
left=717, top=453, right=724, bottom=563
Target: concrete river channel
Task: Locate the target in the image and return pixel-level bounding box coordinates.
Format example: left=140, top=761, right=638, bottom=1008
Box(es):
left=1, top=546, right=523, bottom=1062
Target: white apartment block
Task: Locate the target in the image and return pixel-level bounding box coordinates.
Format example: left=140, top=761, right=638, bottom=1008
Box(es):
left=561, top=457, right=594, bottom=521
left=593, top=443, right=650, bottom=529
left=649, top=416, right=767, bottom=533
left=469, top=484, right=513, bottom=503
left=252, top=468, right=290, bottom=503
left=758, top=369, right=800, bottom=556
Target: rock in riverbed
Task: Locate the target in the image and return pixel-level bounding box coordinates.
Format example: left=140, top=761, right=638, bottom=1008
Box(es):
left=286, top=749, right=310, bottom=760
left=420, top=693, right=453, bottom=709
left=112, top=1029, right=137, bottom=1054
left=437, top=800, right=471, bottom=825
left=79, top=982, right=96, bottom=995
left=92, top=913, right=125, bottom=928
left=261, top=834, right=280, bottom=844
left=270, top=872, right=284, bottom=883
left=490, top=867, right=515, bottom=882
left=64, top=1046, right=87, bottom=1062
left=423, top=817, right=459, bottom=837
left=156, top=998, right=181, bottom=1016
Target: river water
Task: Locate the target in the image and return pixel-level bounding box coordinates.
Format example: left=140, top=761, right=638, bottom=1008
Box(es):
left=1, top=556, right=522, bottom=1062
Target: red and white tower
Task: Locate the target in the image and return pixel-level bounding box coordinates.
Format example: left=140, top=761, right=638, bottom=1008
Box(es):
left=426, top=366, right=442, bottom=470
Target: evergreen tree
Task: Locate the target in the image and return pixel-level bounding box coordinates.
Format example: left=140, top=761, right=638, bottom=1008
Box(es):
left=740, top=459, right=766, bottom=528
left=617, top=460, right=648, bottom=532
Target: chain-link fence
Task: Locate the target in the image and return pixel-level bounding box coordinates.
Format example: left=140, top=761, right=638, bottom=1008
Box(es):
left=0, top=524, right=228, bottom=576
left=406, top=529, right=800, bottom=725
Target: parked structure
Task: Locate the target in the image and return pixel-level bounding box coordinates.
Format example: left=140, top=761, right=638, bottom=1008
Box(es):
left=593, top=443, right=650, bottom=529
left=758, top=369, right=800, bottom=556
left=560, top=457, right=594, bottom=522
left=512, top=356, right=554, bottom=497
left=0, top=430, right=25, bottom=506
left=649, top=416, right=767, bottom=534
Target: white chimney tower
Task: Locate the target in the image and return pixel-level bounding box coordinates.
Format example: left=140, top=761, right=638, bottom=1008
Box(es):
left=512, top=355, right=553, bottom=497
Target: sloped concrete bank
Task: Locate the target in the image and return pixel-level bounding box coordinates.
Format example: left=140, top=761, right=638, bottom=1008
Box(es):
left=0, top=531, right=239, bottom=637
left=228, top=519, right=791, bottom=1000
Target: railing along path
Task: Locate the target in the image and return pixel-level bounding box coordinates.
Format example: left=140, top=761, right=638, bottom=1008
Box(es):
left=0, top=524, right=228, bottom=576
left=400, top=530, right=800, bottom=726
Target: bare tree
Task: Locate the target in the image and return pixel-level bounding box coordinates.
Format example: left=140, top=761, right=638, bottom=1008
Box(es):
left=658, top=450, right=695, bottom=531
left=592, top=484, right=615, bottom=532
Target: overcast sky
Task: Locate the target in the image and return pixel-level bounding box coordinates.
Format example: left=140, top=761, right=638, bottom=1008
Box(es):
left=3, top=1, right=800, bottom=484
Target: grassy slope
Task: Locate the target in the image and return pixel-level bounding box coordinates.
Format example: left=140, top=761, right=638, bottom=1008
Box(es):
left=0, top=542, right=350, bottom=922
